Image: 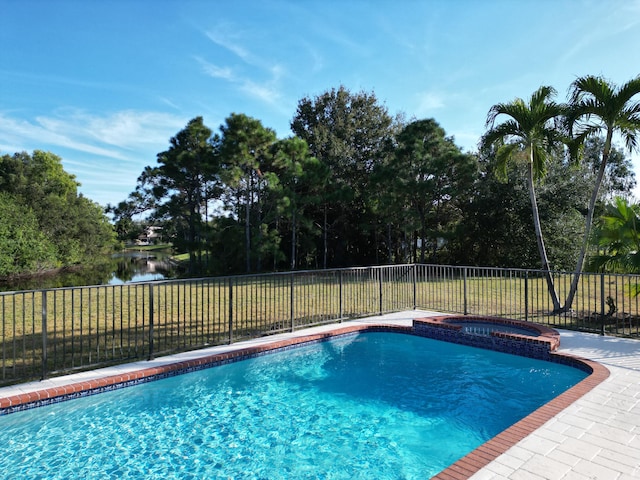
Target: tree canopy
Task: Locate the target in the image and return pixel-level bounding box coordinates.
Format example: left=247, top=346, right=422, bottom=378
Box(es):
left=0, top=151, right=117, bottom=277
left=5, top=80, right=638, bottom=286
left=108, top=83, right=637, bottom=281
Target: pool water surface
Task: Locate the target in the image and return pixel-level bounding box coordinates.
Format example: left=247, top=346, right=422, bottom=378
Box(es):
left=0, top=332, right=587, bottom=479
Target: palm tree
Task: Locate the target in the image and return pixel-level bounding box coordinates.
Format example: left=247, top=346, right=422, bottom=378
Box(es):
left=590, top=197, right=640, bottom=299
left=590, top=197, right=640, bottom=274
left=481, top=86, right=565, bottom=311
left=564, top=75, right=640, bottom=310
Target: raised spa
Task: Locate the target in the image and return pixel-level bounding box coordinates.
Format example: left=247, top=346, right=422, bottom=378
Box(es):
left=413, top=315, right=561, bottom=359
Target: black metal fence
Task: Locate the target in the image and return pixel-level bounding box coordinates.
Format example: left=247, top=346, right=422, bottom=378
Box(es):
left=2, top=264, right=639, bottom=385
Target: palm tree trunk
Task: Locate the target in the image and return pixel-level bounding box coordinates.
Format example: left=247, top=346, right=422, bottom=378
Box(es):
left=564, top=129, right=613, bottom=311
left=527, top=157, right=562, bottom=311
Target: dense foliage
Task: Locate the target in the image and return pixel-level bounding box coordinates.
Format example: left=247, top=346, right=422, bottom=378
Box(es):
left=0, top=151, right=117, bottom=277
left=108, top=84, right=637, bottom=279
left=4, top=79, right=638, bottom=285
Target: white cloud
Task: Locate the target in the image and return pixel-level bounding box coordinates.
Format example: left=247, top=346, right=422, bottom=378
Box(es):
left=159, top=97, right=181, bottom=111
left=195, top=55, right=235, bottom=81
left=240, top=80, right=281, bottom=105
left=0, top=109, right=189, bottom=205
left=205, top=26, right=251, bottom=62
left=79, top=111, right=185, bottom=150
left=0, top=113, right=125, bottom=159
left=416, top=92, right=446, bottom=115
left=200, top=23, right=292, bottom=112
left=0, top=110, right=186, bottom=158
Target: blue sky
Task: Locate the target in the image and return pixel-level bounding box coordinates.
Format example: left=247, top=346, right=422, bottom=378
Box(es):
left=2, top=0, right=640, bottom=207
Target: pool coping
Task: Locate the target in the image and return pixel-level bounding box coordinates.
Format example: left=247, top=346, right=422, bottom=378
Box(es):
left=0, top=316, right=610, bottom=479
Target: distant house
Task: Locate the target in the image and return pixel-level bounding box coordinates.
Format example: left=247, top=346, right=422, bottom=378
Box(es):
left=136, top=226, right=163, bottom=245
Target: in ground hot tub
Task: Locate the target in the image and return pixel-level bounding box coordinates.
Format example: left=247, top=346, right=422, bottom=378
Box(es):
left=413, top=315, right=560, bottom=360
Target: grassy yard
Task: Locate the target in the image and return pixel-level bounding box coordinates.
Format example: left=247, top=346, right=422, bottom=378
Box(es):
left=2, top=267, right=640, bottom=385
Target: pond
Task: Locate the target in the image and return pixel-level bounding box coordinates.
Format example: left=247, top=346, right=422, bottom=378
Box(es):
left=0, top=250, right=179, bottom=292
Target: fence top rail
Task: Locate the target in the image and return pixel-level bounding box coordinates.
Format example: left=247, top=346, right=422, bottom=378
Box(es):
left=0, top=264, right=419, bottom=296
left=420, top=264, right=640, bottom=279
left=3, top=263, right=640, bottom=297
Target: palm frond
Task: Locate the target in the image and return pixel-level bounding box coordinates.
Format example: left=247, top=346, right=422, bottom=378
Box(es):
left=570, top=75, right=613, bottom=105
left=481, top=119, right=522, bottom=148
left=616, top=75, right=640, bottom=105
left=494, top=143, right=520, bottom=181
left=485, top=99, right=527, bottom=128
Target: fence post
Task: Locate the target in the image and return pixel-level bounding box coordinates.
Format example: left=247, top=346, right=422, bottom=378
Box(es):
left=412, top=264, right=417, bottom=310
left=41, top=291, right=48, bottom=380
left=524, top=271, right=529, bottom=322
left=228, top=278, right=234, bottom=344
left=148, top=284, right=154, bottom=361
left=290, top=273, right=295, bottom=332
left=600, top=273, right=605, bottom=336
left=463, top=267, right=468, bottom=315
left=379, top=268, right=383, bottom=315
left=339, top=270, right=343, bottom=321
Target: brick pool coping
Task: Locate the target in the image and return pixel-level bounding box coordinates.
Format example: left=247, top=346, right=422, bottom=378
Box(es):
left=0, top=319, right=610, bottom=479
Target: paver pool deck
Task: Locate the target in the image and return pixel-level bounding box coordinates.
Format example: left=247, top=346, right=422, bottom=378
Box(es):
left=1, top=309, right=638, bottom=479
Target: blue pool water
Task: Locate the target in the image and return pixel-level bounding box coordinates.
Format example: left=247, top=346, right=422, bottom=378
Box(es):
left=450, top=321, right=541, bottom=337
left=0, top=332, right=587, bottom=479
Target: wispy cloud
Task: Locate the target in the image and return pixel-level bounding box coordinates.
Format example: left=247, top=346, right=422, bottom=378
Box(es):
left=0, top=110, right=185, bottom=158
left=199, top=24, right=289, bottom=110
left=82, top=111, right=186, bottom=150
left=158, top=97, right=181, bottom=111
left=194, top=55, right=235, bottom=81
left=0, top=109, right=188, bottom=205
left=0, top=113, right=126, bottom=159
left=559, top=1, right=640, bottom=65
left=196, top=56, right=287, bottom=112
left=205, top=25, right=251, bottom=62
left=240, top=80, right=282, bottom=106
left=415, top=91, right=446, bottom=115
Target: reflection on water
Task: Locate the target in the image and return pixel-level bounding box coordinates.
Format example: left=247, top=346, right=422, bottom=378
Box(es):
left=108, top=251, right=176, bottom=285
left=0, top=250, right=179, bottom=292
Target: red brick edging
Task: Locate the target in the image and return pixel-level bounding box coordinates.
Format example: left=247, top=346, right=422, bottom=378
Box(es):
left=432, top=354, right=609, bottom=479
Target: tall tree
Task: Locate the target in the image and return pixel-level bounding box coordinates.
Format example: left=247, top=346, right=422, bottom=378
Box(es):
left=218, top=113, right=277, bottom=273
left=0, top=192, right=57, bottom=275
left=375, top=119, right=477, bottom=263
left=458, top=149, right=593, bottom=270
left=138, top=117, right=218, bottom=273
left=480, top=86, right=565, bottom=311
left=564, top=75, right=640, bottom=310
left=581, top=137, right=636, bottom=202
left=291, top=86, right=395, bottom=267
left=266, top=137, right=328, bottom=270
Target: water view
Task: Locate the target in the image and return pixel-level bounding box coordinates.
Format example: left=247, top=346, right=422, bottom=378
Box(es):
left=0, top=250, right=178, bottom=293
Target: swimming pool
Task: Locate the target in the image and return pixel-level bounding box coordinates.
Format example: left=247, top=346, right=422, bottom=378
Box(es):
left=0, top=331, right=587, bottom=479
